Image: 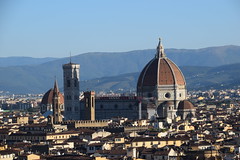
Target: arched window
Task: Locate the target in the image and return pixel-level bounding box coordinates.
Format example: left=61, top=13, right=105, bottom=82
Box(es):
left=128, top=104, right=132, bottom=109
left=67, top=80, right=70, bottom=87
left=148, top=93, right=152, bottom=97
left=74, top=79, right=77, bottom=87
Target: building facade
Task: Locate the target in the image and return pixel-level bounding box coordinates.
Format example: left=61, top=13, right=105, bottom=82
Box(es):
left=80, top=96, right=139, bottom=120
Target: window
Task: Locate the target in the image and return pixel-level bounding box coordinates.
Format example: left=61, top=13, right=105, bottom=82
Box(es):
left=74, top=79, right=77, bottom=87
left=75, top=95, right=78, bottom=100
left=100, top=105, right=103, bottom=109
left=129, top=104, right=132, bottom=109
left=66, top=95, right=72, bottom=100
left=91, top=97, right=94, bottom=107
left=67, top=80, right=71, bottom=87
left=148, top=93, right=152, bottom=97
left=165, top=92, right=171, bottom=99
left=86, top=98, right=89, bottom=107
left=75, top=107, right=78, bottom=112
left=114, top=104, right=118, bottom=109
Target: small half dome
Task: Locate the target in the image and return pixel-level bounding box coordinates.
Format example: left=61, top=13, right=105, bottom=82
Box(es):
left=178, top=100, right=195, bottom=110
left=41, top=89, right=64, bottom=105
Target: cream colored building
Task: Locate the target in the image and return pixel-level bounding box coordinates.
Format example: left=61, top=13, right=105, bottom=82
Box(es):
left=0, top=151, right=15, bottom=160
left=12, top=116, right=28, bottom=124
left=129, top=137, right=185, bottom=149
left=18, top=153, right=40, bottom=160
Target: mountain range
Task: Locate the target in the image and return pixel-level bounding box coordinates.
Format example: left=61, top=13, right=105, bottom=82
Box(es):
left=0, top=45, right=240, bottom=94
left=80, top=63, right=240, bottom=92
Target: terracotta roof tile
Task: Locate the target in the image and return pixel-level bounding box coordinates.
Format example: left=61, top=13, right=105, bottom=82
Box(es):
left=137, top=57, right=186, bottom=89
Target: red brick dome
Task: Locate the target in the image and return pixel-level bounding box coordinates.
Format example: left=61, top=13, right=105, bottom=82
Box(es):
left=178, top=100, right=195, bottom=110
left=137, top=39, right=186, bottom=89
left=41, top=89, right=64, bottom=105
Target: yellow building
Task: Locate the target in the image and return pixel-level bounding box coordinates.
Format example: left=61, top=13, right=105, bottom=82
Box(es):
left=5, top=131, right=80, bottom=143
left=18, top=153, right=40, bottom=160
left=130, top=137, right=185, bottom=148
left=0, top=150, right=15, bottom=160
left=12, top=116, right=28, bottom=124
left=0, top=144, right=7, bottom=151
left=114, top=137, right=125, bottom=144
left=63, top=120, right=110, bottom=128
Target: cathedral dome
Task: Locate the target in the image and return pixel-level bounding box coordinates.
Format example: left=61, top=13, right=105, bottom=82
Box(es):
left=178, top=100, right=195, bottom=110
left=41, top=88, right=64, bottom=105
left=137, top=39, right=186, bottom=89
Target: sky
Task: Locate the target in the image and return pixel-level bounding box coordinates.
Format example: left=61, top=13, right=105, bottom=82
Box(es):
left=0, top=0, right=239, bottom=58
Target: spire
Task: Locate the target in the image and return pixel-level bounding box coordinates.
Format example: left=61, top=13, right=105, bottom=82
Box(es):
left=70, top=51, right=72, bottom=64
left=156, top=38, right=166, bottom=58
left=53, top=78, right=60, bottom=95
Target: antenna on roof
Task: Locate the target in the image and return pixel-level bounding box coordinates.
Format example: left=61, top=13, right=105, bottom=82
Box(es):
left=70, top=51, right=72, bottom=63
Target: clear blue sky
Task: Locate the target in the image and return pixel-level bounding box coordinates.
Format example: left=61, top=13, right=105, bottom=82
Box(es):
left=0, top=0, right=239, bottom=58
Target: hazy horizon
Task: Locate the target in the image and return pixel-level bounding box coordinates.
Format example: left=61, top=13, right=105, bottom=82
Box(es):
left=1, top=44, right=239, bottom=58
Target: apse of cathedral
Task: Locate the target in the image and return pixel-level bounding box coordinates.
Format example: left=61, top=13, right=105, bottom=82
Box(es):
left=41, top=39, right=195, bottom=123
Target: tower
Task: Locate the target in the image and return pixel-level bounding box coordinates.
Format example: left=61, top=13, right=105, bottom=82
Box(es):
left=62, top=62, right=80, bottom=120
left=52, top=80, right=63, bottom=123
left=84, top=91, right=95, bottom=120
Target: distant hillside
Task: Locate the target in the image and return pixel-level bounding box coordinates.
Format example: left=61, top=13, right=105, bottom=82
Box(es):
left=185, top=63, right=240, bottom=90
left=0, top=57, right=58, bottom=67
left=167, top=45, right=240, bottom=67
left=81, top=63, right=240, bottom=92
left=81, top=72, right=140, bottom=93
left=0, top=45, right=240, bottom=93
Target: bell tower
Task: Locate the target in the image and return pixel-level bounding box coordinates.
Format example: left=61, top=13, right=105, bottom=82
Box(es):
left=62, top=62, right=80, bottom=120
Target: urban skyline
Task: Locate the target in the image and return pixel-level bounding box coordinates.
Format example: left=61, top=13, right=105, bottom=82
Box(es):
left=1, top=1, right=240, bottom=159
